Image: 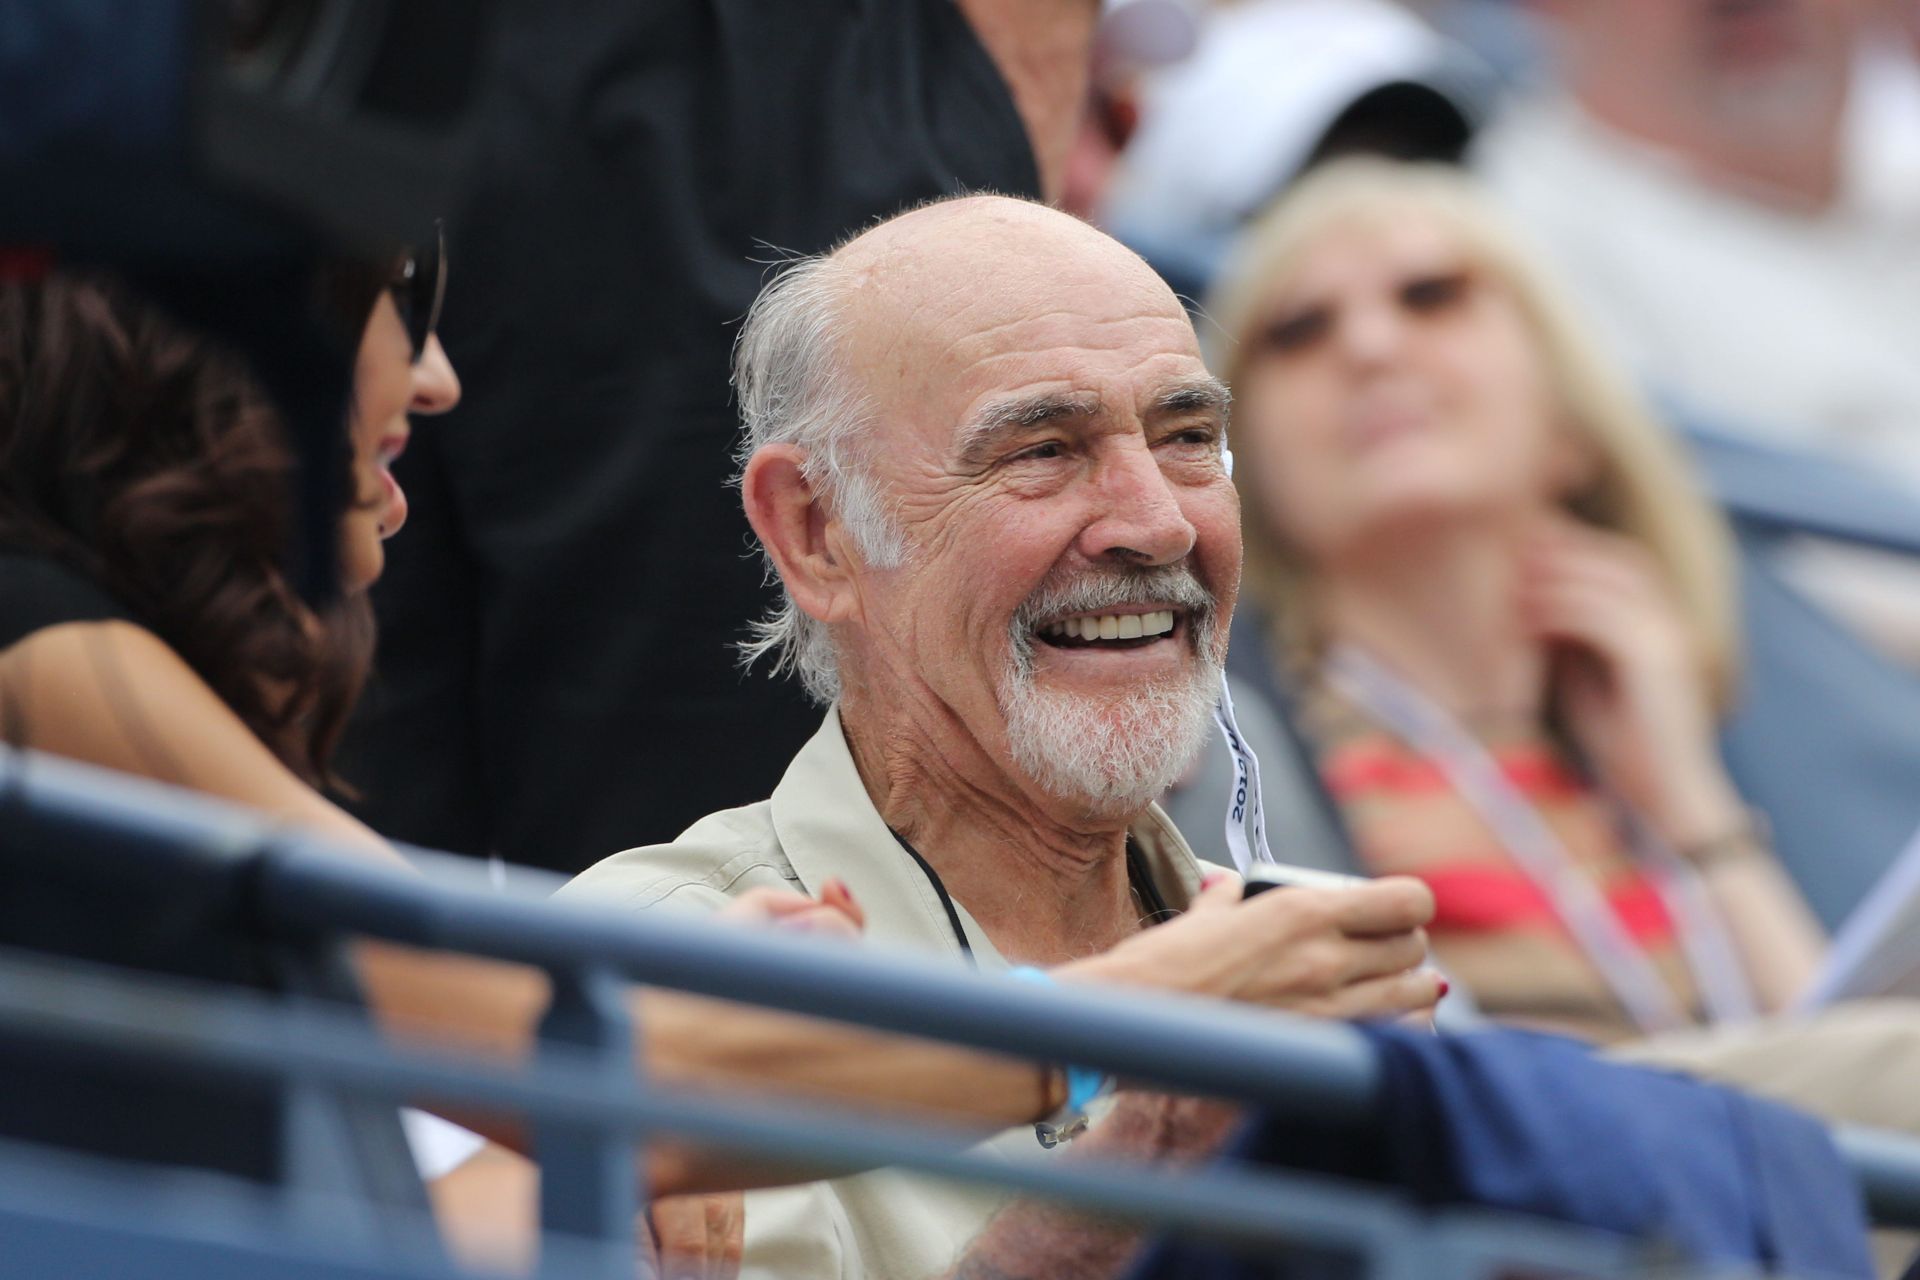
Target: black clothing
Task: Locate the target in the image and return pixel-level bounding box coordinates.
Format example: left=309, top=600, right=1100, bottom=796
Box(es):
left=0, top=552, right=282, bottom=1180
left=343, top=0, right=1040, bottom=870
left=0, top=553, right=422, bottom=1207
left=0, top=551, right=130, bottom=650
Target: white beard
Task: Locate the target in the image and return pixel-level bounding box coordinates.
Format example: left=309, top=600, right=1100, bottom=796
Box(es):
left=998, top=646, right=1222, bottom=820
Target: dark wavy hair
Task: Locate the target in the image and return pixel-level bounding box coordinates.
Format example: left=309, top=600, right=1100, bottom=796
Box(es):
left=0, top=270, right=385, bottom=790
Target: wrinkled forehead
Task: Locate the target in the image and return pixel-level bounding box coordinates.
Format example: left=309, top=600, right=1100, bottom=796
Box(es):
left=835, top=206, right=1206, bottom=451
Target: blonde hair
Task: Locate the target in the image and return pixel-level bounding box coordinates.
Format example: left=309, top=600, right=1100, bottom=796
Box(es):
left=1205, top=158, right=1740, bottom=710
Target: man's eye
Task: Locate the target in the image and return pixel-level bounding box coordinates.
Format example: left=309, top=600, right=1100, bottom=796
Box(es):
left=1012, top=441, right=1067, bottom=462
left=1164, top=427, right=1218, bottom=447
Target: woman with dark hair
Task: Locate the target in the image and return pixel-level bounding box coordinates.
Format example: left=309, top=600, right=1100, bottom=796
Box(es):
left=0, top=264, right=434, bottom=800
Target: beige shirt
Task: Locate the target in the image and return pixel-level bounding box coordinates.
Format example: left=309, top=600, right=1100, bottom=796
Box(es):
left=561, top=708, right=1208, bottom=1280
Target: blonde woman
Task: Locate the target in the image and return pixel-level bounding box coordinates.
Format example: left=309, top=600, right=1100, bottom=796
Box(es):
left=1201, top=159, right=1920, bottom=1159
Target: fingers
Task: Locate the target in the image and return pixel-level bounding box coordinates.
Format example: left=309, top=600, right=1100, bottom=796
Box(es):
left=1184, top=868, right=1244, bottom=914
left=649, top=1192, right=745, bottom=1280
left=1321, top=877, right=1435, bottom=937
left=716, top=886, right=819, bottom=922
left=1304, top=966, right=1446, bottom=1022
left=714, top=883, right=865, bottom=939
left=818, top=877, right=866, bottom=931
left=705, top=1193, right=745, bottom=1280
left=772, top=904, right=863, bottom=942
left=1336, top=927, right=1431, bottom=985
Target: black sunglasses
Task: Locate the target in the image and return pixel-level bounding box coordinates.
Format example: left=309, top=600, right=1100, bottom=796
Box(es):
left=389, top=220, right=447, bottom=364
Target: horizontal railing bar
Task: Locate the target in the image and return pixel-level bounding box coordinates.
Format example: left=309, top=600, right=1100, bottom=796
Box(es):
left=11, top=746, right=1920, bottom=1239
left=1834, top=1126, right=1920, bottom=1229
left=259, top=836, right=1379, bottom=1119
left=0, top=947, right=1447, bottom=1254
left=1, top=746, right=1376, bottom=1121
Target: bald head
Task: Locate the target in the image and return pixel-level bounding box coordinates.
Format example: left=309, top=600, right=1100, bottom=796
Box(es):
left=734, top=193, right=1230, bottom=715
left=825, top=196, right=1195, bottom=418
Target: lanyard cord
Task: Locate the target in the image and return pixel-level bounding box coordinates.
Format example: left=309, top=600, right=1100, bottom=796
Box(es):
left=890, top=828, right=976, bottom=964
left=887, top=829, right=1173, bottom=965
left=1323, top=644, right=1755, bottom=1032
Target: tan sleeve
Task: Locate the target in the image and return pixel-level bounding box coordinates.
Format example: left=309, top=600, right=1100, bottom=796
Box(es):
left=559, top=805, right=803, bottom=914
left=738, top=1182, right=858, bottom=1280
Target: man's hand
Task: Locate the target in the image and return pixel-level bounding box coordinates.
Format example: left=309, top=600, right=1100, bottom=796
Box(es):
left=644, top=1192, right=745, bottom=1280
left=1070, top=872, right=1442, bottom=1020
left=713, top=880, right=865, bottom=940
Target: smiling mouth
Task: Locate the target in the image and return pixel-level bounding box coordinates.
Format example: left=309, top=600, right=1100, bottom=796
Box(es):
left=1035, top=609, right=1181, bottom=651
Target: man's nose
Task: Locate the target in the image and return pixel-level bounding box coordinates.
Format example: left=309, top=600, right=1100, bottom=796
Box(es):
left=411, top=335, right=463, bottom=416
left=1078, top=440, right=1197, bottom=567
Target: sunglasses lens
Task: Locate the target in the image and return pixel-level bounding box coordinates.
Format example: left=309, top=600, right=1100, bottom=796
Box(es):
left=419, top=225, right=447, bottom=358
left=409, top=251, right=438, bottom=358
left=389, top=224, right=446, bottom=363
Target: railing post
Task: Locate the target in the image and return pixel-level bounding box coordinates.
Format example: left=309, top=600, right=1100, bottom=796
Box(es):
left=536, top=964, right=641, bottom=1280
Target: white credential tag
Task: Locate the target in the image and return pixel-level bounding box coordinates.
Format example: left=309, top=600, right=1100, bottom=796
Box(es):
left=1212, top=674, right=1270, bottom=875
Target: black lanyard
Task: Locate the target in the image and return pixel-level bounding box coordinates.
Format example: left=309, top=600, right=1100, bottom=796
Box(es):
left=886, top=828, right=1174, bottom=966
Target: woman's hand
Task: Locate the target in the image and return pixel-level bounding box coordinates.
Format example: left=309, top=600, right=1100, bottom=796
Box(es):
left=1518, top=514, right=1746, bottom=848
left=1067, top=871, right=1443, bottom=1021
left=644, top=1192, right=745, bottom=1280
left=713, top=881, right=865, bottom=941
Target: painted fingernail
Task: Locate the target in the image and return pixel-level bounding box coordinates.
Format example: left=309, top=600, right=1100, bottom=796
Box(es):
left=1437, top=978, right=1451, bottom=1000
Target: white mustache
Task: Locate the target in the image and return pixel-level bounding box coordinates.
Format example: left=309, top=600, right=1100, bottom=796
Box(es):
left=1013, top=564, right=1216, bottom=634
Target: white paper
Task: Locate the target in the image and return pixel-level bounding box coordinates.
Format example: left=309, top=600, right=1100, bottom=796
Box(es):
left=1800, top=825, right=1920, bottom=1007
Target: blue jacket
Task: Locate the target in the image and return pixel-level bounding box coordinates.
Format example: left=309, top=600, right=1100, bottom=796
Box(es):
left=1131, top=1025, right=1872, bottom=1279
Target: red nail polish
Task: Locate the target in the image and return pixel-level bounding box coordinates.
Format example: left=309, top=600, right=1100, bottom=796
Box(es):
left=1437, top=978, right=1451, bottom=1000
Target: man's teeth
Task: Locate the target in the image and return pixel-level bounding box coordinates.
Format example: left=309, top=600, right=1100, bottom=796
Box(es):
left=1040, top=610, right=1177, bottom=642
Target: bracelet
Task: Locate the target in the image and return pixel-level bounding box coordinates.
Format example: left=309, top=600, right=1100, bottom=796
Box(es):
left=1675, top=810, right=1772, bottom=868
left=1008, top=966, right=1113, bottom=1148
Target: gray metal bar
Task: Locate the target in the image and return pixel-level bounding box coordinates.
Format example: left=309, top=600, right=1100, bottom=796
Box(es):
left=0, top=947, right=1445, bottom=1259
left=254, top=836, right=1380, bottom=1120
left=1836, top=1126, right=1920, bottom=1230
left=535, top=965, right=642, bottom=1279
left=11, top=746, right=1920, bottom=1240
left=0, top=745, right=1377, bottom=1121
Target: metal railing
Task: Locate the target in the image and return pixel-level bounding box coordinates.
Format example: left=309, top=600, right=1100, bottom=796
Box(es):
left=4, top=743, right=1919, bottom=1280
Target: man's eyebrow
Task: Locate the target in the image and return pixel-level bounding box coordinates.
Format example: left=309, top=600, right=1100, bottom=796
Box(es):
left=1151, top=376, right=1233, bottom=420
left=955, top=390, right=1102, bottom=463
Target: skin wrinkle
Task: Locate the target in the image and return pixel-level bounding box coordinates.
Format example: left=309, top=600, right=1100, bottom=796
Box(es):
left=956, top=376, right=1230, bottom=472
left=779, top=196, right=1241, bottom=960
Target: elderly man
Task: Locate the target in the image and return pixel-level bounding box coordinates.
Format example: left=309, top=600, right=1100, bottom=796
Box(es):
left=564, top=195, right=1441, bottom=1279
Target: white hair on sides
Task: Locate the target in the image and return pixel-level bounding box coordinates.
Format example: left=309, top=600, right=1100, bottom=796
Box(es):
left=999, top=563, right=1225, bottom=818
left=732, top=253, right=907, bottom=704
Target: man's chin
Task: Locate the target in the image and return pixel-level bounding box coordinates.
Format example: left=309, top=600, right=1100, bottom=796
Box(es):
left=1000, top=680, right=1217, bottom=821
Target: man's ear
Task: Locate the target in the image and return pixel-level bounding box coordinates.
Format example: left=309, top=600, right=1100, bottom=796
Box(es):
left=742, top=444, right=861, bottom=625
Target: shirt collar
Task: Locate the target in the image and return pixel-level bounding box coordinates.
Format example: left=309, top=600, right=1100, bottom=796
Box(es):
left=770, top=706, right=1207, bottom=970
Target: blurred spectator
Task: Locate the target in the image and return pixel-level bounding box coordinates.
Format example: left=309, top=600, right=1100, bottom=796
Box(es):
left=342, top=1, right=1099, bottom=872
left=1099, top=0, right=1493, bottom=294
left=1192, top=162, right=1920, bottom=1176
left=1474, top=0, right=1920, bottom=487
